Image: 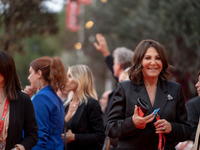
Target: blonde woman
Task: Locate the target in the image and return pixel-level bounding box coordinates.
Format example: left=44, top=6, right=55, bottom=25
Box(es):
left=62, top=65, right=105, bottom=150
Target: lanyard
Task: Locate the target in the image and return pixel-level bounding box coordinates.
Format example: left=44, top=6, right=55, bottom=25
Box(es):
left=0, top=99, right=9, bottom=135
left=156, top=114, right=166, bottom=150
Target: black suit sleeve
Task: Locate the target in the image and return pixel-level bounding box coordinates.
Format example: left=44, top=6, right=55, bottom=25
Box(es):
left=105, top=55, right=118, bottom=82
left=105, top=83, right=139, bottom=138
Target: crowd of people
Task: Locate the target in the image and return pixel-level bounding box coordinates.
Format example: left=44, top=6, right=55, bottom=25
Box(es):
left=1, top=34, right=200, bottom=150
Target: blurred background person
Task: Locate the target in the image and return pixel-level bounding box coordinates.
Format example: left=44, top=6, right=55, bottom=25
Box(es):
left=24, top=56, right=67, bottom=150
left=0, top=50, right=38, bottom=150
left=94, top=33, right=134, bottom=150
left=94, top=33, right=133, bottom=82
left=176, top=72, right=200, bottom=150
left=118, top=67, right=130, bottom=82
left=57, top=89, right=68, bottom=102
left=99, top=90, right=112, bottom=115
left=105, top=39, right=191, bottom=150
left=62, top=64, right=105, bottom=150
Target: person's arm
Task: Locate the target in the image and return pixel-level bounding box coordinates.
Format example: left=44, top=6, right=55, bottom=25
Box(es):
left=93, top=33, right=118, bottom=82
left=105, top=83, right=140, bottom=138
left=74, top=99, right=105, bottom=147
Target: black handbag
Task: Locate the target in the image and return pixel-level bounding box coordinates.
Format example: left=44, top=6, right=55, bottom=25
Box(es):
left=137, top=98, right=149, bottom=117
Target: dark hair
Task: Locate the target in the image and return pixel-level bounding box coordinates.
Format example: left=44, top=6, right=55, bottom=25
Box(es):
left=129, top=39, right=172, bottom=85
left=30, top=56, right=67, bottom=92
left=0, top=50, right=21, bottom=100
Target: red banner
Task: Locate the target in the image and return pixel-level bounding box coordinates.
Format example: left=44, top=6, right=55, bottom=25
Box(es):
left=66, top=1, right=80, bottom=32
left=78, top=0, right=91, bottom=5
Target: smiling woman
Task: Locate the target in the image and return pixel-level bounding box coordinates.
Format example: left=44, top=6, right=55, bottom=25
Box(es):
left=104, top=39, right=192, bottom=150
left=142, top=47, right=163, bottom=81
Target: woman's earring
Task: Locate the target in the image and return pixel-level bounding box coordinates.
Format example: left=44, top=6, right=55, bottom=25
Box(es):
left=37, top=80, right=41, bottom=91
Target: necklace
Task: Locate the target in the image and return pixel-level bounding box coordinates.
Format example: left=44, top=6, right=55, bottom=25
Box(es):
left=71, top=100, right=79, bottom=108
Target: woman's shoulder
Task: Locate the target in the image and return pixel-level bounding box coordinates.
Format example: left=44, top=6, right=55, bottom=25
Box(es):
left=165, top=80, right=181, bottom=88
left=34, top=87, right=57, bottom=101
left=118, top=80, right=135, bottom=88
left=86, top=97, right=100, bottom=108
left=32, top=92, right=55, bottom=107
left=119, top=80, right=132, bottom=84
left=17, top=90, right=31, bottom=101
left=87, top=97, right=98, bottom=104
left=14, top=90, right=33, bottom=107
left=86, top=97, right=102, bottom=114
left=160, top=79, right=182, bottom=93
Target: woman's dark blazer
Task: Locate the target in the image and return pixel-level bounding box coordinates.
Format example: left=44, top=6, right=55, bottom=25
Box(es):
left=64, top=97, right=105, bottom=150
left=5, top=90, right=38, bottom=150
left=105, top=78, right=192, bottom=150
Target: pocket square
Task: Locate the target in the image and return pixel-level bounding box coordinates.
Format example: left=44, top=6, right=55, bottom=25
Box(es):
left=167, top=94, right=173, bottom=100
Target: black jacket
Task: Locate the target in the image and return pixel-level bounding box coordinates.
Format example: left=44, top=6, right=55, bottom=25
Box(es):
left=6, top=90, right=38, bottom=150
left=64, top=97, right=105, bottom=150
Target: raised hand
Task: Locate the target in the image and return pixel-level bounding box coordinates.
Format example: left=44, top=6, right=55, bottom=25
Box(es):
left=93, top=33, right=110, bottom=57
left=24, top=85, right=34, bottom=98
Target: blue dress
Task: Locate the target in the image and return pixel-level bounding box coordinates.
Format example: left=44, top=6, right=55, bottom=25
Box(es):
left=32, top=85, right=64, bottom=150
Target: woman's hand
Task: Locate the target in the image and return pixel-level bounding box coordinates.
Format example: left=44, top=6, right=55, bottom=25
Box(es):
left=62, top=129, right=75, bottom=144
left=154, top=119, right=172, bottom=134
left=132, top=105, right=154, bottom=129
left=24, top=86, right=34, bottom=98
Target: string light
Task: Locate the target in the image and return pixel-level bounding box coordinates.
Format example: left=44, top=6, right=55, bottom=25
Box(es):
left=85, top=21, right=94, bottom=29
left=75, top=42, right=82, bottom=50
left=101, top=0, right=107, bottom=3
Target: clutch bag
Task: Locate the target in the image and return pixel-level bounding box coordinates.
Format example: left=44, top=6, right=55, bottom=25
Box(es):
left=137, top=98, right=149, bottom=117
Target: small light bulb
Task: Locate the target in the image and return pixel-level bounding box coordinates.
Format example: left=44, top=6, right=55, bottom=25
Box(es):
left=85, top=21, right=94, bottom=29
left=101, top=0, right=107, bottom=3
left=75, top=42, right=82, bottom=50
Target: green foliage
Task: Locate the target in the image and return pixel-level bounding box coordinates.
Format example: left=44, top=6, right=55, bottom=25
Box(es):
left=90, top=0, right=200, bottom=99
left=13, top=34, right=60, bottom=89
left=1, top=0, right=199, bottom=99
left=0, top=0, right=58, bottom=53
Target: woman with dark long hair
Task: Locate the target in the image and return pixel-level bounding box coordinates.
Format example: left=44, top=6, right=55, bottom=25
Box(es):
left=105, top=39, right=191, bottom=150
left=0, top=50, right=38, bottom=150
